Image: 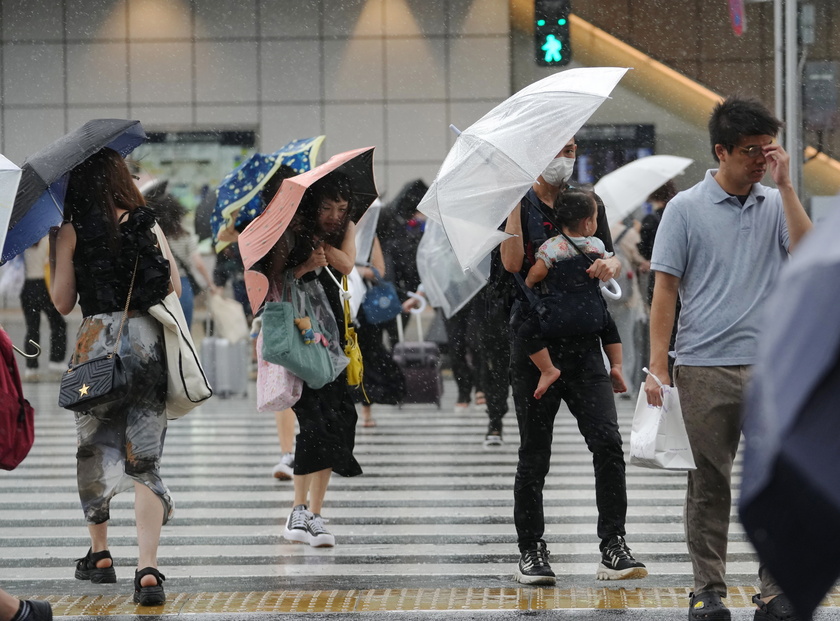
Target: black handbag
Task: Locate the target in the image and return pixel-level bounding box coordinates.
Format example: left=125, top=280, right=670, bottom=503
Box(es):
left=59, top=258, right=138, bottom=412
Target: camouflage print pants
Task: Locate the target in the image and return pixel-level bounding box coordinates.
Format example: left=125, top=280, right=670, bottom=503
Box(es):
left=71, top=311, right=172, bottom=525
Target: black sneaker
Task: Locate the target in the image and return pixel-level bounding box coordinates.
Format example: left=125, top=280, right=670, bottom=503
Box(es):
left=689, top=591, right=731, bottom=620
left=483, top=431, right=503, bottom=448
left=514, top=541, right=556, bottom=585
left=595, top=535, right=648, bottom=580
left=307, top=513, right=335, bottom=548
left=752, top=593, right=800, bottom=621
left=283, top=504, right=312, bottom=544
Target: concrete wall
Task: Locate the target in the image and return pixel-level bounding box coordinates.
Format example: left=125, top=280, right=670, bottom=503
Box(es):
left=2, top=0, right=838, bottom=197
left=0, top=0, right=511, bottom=200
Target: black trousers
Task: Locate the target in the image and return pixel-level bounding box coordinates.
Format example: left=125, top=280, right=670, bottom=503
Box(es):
left=20, top=279, right=66, bottom=368
left=510, top=329, right=627, bottom=552
left=442, top=298, right=480, bottom=403
left=474, top=289, right=511, bottom=433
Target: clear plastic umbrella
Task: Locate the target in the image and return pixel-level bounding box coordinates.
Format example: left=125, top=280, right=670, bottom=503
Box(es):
left=417, top=66, right=628, bottom=271
left=594, top=155, right=693, bottom=226
left=354, top=199, right=382, bottom=264
left=0, top=155, right=23, bottom=256
left=416, top=219, right=490, bottom=319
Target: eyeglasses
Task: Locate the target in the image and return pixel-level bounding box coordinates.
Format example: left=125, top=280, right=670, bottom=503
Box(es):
left=734, top=140, right=773, bottom=158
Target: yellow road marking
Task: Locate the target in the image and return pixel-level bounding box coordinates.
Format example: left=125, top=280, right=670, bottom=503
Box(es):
left=14, top=587, right=840, bottom=615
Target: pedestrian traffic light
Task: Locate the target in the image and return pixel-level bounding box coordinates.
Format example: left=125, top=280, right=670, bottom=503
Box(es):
left=535, top=0, right=571, bottom=67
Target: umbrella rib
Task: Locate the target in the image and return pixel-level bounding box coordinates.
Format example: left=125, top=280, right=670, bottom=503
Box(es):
left=454, top=133, right=532, bottom=181
left=47, top=187, right=63, bottom=217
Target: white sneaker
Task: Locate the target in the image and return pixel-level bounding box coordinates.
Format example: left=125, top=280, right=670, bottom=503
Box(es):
left=23, top=368, right=39, bottom=382
left=307, top=513, right=335, bottom=548
left=48, top=361, right=67, bottom=374
left=283, top=504, right=312, bottom=544
left=272, top=452, right=295, bottom=480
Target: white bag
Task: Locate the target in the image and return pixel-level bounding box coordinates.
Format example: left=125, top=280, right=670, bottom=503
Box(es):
left=148, top=291, right=214, bottom=419
left=207, top=292, right=250, bottom=343
left=629, top=370, right=696, bottom=471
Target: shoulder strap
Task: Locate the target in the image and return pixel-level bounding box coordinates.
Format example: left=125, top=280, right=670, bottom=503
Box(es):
left=512, top=273, right=540, bottom=307
left=111, top=256, right=139, bottom=356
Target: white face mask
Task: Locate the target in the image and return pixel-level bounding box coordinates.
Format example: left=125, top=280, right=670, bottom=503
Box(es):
left=541, top=156, right=575, bottom=185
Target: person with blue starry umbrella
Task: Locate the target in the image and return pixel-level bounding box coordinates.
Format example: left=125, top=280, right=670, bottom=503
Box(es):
left=210, top=136, right=325, bottom=251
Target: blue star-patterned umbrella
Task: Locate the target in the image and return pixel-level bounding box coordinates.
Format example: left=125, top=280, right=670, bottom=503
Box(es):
left=210, top=135, right=324, bottom=251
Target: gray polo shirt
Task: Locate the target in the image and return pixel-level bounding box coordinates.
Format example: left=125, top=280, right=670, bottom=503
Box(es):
left=651, top=169, right=790, bottom=366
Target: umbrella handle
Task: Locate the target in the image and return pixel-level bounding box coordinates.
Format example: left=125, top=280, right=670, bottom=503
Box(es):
left=406, top=291, right=427, bottom=314
left=600, top=278, right=622, bottom=300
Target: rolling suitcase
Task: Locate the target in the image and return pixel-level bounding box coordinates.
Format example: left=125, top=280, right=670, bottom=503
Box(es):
left=392, top=293, right=443, bottom=408
left=201, top=334, right=249, bottom=399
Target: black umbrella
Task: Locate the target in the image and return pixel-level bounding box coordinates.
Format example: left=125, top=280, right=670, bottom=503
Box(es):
left=2, top=119, right=146, bottom=263
left=740, top=208, right=840, bottom=620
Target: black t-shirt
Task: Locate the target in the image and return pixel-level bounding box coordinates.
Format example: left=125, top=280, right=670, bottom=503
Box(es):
left=73, top=206, right=171, bottom=317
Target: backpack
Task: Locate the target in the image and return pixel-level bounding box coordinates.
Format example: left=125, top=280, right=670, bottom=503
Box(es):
left=0, top=329, right=35, bottom=471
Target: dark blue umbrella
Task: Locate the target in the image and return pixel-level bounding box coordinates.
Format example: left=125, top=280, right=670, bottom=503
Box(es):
left=2, top=119, right=146, bottom=264
left=740, top=208, right=840, bottom=620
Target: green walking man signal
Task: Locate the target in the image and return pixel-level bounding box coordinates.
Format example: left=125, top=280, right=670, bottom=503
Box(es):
left=535, top=0, right=571, bottom=67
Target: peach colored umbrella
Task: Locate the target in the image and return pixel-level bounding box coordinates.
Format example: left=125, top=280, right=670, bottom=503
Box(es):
left=238, top=146, right=377, bottom=313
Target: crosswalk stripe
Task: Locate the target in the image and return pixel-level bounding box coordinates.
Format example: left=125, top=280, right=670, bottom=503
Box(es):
left=3, top=378, right=837, bottom=616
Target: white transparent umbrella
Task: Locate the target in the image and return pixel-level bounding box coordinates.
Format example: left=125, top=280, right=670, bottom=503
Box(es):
left=416, top=219, right=491, bottom=319
left=595, top=155, right=693, bottom=226
left=344, top=199, right=383, bottom=319
left=0, top=155, right=23, bottom=255
left=354, top=199, right=382, bottom=264
left=417, top=66, right=629, bottom=271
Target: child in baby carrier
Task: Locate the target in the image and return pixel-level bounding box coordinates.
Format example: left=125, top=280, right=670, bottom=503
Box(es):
left=519, top=189, right=627, bottom=399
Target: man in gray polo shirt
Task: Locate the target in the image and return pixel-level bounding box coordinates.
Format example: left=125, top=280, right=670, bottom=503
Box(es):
left=645, top=96, right=812, bottom=621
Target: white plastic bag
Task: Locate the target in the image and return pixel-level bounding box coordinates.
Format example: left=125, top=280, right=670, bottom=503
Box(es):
left=630, top=370, right=696, bottom=470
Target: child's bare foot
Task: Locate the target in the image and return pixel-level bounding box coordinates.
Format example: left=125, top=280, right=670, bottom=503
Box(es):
left=609, top=367, right=627, bottom=393
left=534, top=367, right=561, bottom=399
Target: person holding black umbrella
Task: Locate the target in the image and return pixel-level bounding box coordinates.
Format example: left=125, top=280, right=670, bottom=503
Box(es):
left=49, top=147, right=181, bottom=607
left=265, top=172, right=363, bottom=548
left=644, top=96, right=812, bottom=621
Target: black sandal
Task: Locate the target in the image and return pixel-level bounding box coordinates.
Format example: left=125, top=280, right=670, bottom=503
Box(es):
left=133, top=567, right=166, bottom=606
left=75, top=548, right=116, bottom=583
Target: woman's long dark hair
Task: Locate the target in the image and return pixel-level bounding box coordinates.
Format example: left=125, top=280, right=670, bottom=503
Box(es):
left=64, top=148, right=146, bottom=252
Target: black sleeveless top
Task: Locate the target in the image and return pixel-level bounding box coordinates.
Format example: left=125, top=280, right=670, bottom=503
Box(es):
left=72, top=206, right=171, bottom=317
